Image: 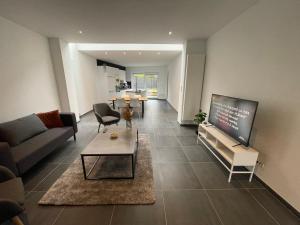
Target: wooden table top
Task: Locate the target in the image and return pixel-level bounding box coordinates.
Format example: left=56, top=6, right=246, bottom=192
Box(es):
left=110, top=96, right=148, bottom=101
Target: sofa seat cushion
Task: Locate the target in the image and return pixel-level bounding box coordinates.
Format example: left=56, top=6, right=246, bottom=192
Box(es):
left=0, top=114, right=47, bottom=147
left=11, top=127, right=74, bottom=174
left=102, top=116, right=119, bottom=124
left=0, top=177, right=24, bottom=205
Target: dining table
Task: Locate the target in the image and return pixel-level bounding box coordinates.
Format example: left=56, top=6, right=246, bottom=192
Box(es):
left=110, top=96, right=148, bottom=118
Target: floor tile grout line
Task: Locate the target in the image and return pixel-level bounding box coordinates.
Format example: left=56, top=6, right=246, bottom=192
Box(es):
left=156, top=187, right=266, bottom=191
left=108, top=205, right=115, bottom=225
left=28, top=163, right=61, bottom=192
left=204, top=190, right=225, bottom=225
left=191, top=161, right=224, bottom=225
left=246, top=189, right=282, bottom=225
left=155, top=161, right=211, bottom=165
left=51, top=207, right=65, bottom=225
left=252, top=188, right=300, bottom=220
left=174, top=134, right=184, bottom=148
left=162, top=191, right=168, bottom=225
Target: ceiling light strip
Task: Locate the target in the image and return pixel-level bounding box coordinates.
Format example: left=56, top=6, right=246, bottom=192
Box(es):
left=76, top=43, right=183, bottom=51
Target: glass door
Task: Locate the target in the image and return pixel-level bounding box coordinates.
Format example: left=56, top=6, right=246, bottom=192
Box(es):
left=145, top=74, right=158, bottom=98
left=131, top=73, right=159, bottom=98
left=132, top=73, right=145, bottom=92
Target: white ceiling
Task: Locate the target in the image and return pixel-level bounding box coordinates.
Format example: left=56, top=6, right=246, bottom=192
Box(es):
left=0, top=0, right=257, bottom=43
left=82, top=50, right=181, bottom=67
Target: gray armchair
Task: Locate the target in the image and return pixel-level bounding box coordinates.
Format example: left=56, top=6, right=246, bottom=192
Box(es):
left=93, top=103, right=121, bottom=133
left=0, top=166, right=28, bottom=225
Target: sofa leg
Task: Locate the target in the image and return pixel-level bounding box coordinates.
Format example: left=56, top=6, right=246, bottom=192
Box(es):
left=98, top=124, right=101, bottom=133
left=73, top=134, right=76, bottom=141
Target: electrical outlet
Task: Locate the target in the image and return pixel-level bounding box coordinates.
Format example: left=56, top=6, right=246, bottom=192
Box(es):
left=256, top=160, right=265, bottom=168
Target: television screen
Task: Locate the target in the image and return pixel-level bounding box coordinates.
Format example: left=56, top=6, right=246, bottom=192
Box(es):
left=208, top=94, right=258, bottom=146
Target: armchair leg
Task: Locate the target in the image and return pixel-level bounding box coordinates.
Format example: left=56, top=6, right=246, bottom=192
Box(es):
left=11, top=216, right=24, bottom=225
left=98, top=124, right=101, bottom=133
left=73, top=134, right=76, bottom=141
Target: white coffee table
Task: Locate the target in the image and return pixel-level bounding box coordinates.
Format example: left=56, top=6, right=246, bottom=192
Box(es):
left=80, top=127, right=139, bottom=180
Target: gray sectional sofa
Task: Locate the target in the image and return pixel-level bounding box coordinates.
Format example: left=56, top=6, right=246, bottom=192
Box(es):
left=0, top=113, right=77, bottom=176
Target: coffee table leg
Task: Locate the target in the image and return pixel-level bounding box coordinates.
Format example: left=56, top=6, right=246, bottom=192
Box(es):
left=131, top=154, right=135, bottom=179
left=81, top=155, right=87, bottom=180
left=142, top=101, right=144, bottom=118
left=132, top=138, right=139, bottom=179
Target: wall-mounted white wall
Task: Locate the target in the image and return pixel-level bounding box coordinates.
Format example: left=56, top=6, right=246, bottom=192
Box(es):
left=167, top=54, right=182, bottom=111
left=59, top=41, right=81, bottom=121
left=177, top=39, right=206, bottom=124
left=48, top=39, right=80, bottom=121
left=49, top=38, right=70, bottom=112
left=49, top=40, right=111, bottom=118
left=75, top=50, right=108, bottom=115
left=181, top=53, right=205, bottom=123
left=126, top=66, right=168, bottom=99
left=201, top=0, right=300, bottom=211
left=0, top=16, right=60, bottom=122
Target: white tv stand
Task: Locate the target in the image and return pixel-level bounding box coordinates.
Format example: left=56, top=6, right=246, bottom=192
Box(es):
left=197, top=124, right=259, bottom=182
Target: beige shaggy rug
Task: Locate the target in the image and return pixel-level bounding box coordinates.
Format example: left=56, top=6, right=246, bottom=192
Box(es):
left=39, top=135, right=155, bottom=205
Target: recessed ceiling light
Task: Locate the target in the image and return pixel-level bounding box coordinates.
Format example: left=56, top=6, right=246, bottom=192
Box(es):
left=168, top=31, right=172, bottom=35
left=157, top=52, right=161, bottom=55
left=105, top=51, right=108, bottom=55
left=78, top=30, right=83, bottom=34
left=138, top=52, right=142, bottom=55
left=123, top=52, right=127, bottom=55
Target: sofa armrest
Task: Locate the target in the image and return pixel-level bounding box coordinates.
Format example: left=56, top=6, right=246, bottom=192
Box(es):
left=0, top=165, right=16, bottom=182
left=60, top=113, right=78, bottom=133
left=0, top=143, right=18, bottom=176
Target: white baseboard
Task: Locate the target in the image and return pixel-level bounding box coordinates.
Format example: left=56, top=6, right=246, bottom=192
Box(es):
left=179, top=120, right=195, bottom=125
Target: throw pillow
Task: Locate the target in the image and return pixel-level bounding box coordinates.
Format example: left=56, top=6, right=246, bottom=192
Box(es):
left=37, top=110, right=64, bottom=128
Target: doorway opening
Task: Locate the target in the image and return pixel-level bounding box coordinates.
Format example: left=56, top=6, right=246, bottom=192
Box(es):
left=132, top=73, right=158, bottom=98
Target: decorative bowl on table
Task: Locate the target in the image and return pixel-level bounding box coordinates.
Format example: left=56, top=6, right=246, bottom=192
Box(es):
left=110, top=132, right=118, bottom=139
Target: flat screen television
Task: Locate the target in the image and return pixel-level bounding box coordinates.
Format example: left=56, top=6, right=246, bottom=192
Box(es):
left=208, top=94, right=258, bottom=147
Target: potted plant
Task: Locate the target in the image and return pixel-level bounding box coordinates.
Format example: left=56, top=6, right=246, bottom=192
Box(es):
left=194, top=110, right=207, bottom=134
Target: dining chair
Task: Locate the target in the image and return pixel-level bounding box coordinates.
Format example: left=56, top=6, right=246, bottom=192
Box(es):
left=115, top=98, right=128, bottom=112
left=141, top=90, right=147, bottom=97
left=130, top=98, right=141, bottom=119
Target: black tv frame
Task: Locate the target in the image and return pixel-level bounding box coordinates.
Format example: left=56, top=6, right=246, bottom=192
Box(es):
left=208, top=94, right=258, bottom=147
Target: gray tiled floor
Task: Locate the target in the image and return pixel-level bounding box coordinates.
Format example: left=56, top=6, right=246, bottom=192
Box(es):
left=22, top=100, right=299, bottom=225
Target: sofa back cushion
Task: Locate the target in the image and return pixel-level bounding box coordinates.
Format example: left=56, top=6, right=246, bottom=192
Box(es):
left=0, top=114, right=47, bottom=146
